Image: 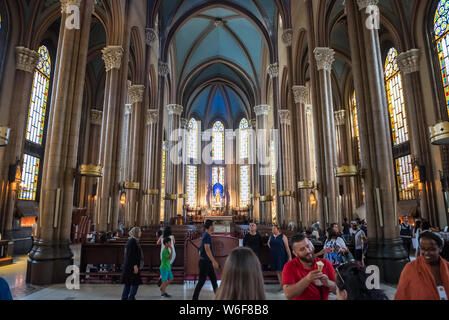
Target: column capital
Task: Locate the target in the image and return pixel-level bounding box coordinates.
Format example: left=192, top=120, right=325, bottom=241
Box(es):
left=334, top=110, right=346, bottom=126
left=314, top=47, right=335, bottom=71
left=282, top=29, right=293, bottom=47
left=102, top=46, right=124, bottom=72
left=145, top=28, right=158, bottom=46
left=15, top=47, right=39, bottom=73
left=254, top=105, right=272, bottom=116
left=279, top=110, right=291, bottom=125
left=128, top=85, right=145, bottom=104
left=292, top=85, right=308, bottom=104
left=60, top=0, right=81, bottom=13
left=357, top=0, right=379, bottom=10
left=146, top=109, right=159, bottom=125
left=166, top=104, right=183, bottom=116
left=125, top=104, right=132, bottom=116
left=90, top=109, right=103, bottom=126
left=159, top=61, right=170, bottom=77
left=267, top=63, right=279, bottom=78
left=397, top=49, right=420, bottom=74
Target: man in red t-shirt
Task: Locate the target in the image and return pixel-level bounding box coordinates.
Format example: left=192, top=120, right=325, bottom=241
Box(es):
left=283, top=235, right=336, bottom=300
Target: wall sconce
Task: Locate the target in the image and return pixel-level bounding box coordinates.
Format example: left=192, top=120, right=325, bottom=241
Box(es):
left=120, top=192, right=126, bottom=206
left=0, top=127, right=10, bottom=147
left=309, top=192, right=317, bottom=206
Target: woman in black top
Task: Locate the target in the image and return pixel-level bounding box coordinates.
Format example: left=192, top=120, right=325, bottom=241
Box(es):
left=243, top=222, right=264, bottom=259
left=121, top=227, right=144, bottom=300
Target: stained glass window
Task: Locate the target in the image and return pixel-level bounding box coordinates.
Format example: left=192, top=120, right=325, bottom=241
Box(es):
left=212, top=121, right=224, bottom=161
left=271, top=141, right=276, bottom=221
left=18, top=154, right=40, bottom=201
left=240, top=165, right=251, bottom=208
left=186, top=165, right=198, bottom=208
left=26, top=46, right=51, bottom=145
left=395, top=155, right=416, bottom=201
left=351, top=91, right=361, bottom=158
left=188, top=118, right=198, bottom=159
left=212, top=167, right=225, bottom=186
left=385, top=47, right=409, bottom=146
left=435, top=0, right=449, bottom=115
left=160, top=142, right=166, bottom=221
left=239, top=118, right=249, bottom=159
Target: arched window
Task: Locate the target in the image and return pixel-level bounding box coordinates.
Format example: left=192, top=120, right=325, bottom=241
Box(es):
left=19, top=45, right=52, bottom=201
left=434, top=0, right=449, bottom=114
left=239, top=118, right=249, bottom=159
left=188, top=118, right=199, bottom=159
left=271, top=140, right=276, bottom=222
left=160, top=141, right=167, bottom=221
left=238, top=118, right=250, bottom=208
left=384, top=47, right=415, bottom=201
left=212, top=121, right=224, bottom=161
left=186, top=165, right=197, bottom=208
left=186, top=118, right=199, bottom=208
left=351, top=91, right=361, bottom=159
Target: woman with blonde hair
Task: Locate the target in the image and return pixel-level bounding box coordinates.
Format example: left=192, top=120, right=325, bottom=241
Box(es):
left=215, top=247, right=266, bottom=300
left=121, top=227, right=144, bottom=300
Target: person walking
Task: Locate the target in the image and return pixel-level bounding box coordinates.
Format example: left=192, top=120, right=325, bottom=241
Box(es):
left=342, top=218, right=351, bottom=243
left=412, top=220, right=422, bottom=255
left=400, top=217, right=413, bottom=260
left=121, top=227, right=144, bottom=300
left=215, top=247, right=266, bottom=300
left=243, top=221, right=264, bottom=260
left=160, top=237, right=174, bottom=298
left=192, top=220, right=219, bottom=300
left=157, top=226, right=176, bottom=265
left=268, top=224, right=292, bottom=290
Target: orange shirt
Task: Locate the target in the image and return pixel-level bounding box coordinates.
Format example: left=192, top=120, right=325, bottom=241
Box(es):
left=395, top=256, right=449, bottom=300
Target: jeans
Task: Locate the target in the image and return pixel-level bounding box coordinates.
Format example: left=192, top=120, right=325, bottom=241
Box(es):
left=121, top=284, right=139, bottom=300
left=192, top=259, right=218, bottom=300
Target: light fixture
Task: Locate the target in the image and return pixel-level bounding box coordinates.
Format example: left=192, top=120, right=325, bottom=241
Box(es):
left=0, top=127, right=10, bottom=147
left=429, top=121, right=449, bottom=145
left=79, top=164, right=103, bottom=178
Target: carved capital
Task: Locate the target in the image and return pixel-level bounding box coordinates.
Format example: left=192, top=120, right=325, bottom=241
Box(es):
left=15, top=47, right=39, bottom=73
left=166, top=104, right=183, bottom=116
left=128, top=85, right=145, bottom=104
left=292, top=85, right=308, bottom=104
left=90, top=109, right=103, bottom=126
left=60, top=0, right=81, bottom=13
left=334, top=110, right=346, bottom=126
left=282, top=29, right=293, bottom=47
left=314, top=47, right=335, bottom=71
left=254, top=105, right=271, bottom=116
left=357, top=0, right=379, bottom=10
left=267, top=63, right=279, bottom=78
left=146, top=109, right=158, bottom=125
left=279, top=110, right=291, bottom=125
left=159, top=61, right=170, bottom=77
left=102, top=46, right=124, bottom=72
left=397, top=49, right=420, bottom=74
left=145, top=28, right=157, bottom=46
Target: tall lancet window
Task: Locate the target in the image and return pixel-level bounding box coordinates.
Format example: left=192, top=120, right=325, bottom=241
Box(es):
left=239, top=118, right=250, bottom=208
left=186, top=118, right=198, bottom=208
left=19, top=45, right=51, bottom=201
left=212, top=121, right=224, bottom=161
left=435, top=0, right=449, bottom=115
left=160, top=141, right=167, bottom=221
left=351, top=91, right=361, bottom=159
left=384, top=47, right=415, bottom=201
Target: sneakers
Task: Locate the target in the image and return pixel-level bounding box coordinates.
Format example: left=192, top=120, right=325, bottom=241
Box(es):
left=161, top=293, right=171, bottom=298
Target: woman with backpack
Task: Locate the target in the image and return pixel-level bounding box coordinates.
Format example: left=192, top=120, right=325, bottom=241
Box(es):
left=320, top=227, right=349, bottom=269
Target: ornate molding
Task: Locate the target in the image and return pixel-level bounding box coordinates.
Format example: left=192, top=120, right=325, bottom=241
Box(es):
left=15, top=47, right=39, bottom=73
left=397, top=49, right=420, bottom=74
left=279, top=110, right=291, bottom=125
left=102, top=46, right=124, bottom=72
left=60, top=0, right=81, bottom=13
left=267, top=63, right=279, bottom=78
left=128, top=85, right=145, bottom=104
left=357, top=0, right=379, bottom=10
left=90, top=109, right=103, bottom=126
left=146, top=109, right=159, bottom=125
left=145, top=28, right=157, bottom=46
left=254, top=105, right=271, bottom=116
left=282, top=29, right=293, bottom=47
left=166, top=104, right=183, bottom=116
left=334, top=110, right=346, bottom=126
left=292, top=85, right=308, bottom=104
left=159, top=61, right=170, bottom=77
left=314, top=47, right=335, bottom=72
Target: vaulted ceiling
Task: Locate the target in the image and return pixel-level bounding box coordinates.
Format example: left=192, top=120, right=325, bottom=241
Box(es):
left=159, top=0, right=279, bottom=128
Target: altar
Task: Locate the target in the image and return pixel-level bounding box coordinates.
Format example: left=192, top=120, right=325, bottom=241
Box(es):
left=204, top=216, right=233, bottom=234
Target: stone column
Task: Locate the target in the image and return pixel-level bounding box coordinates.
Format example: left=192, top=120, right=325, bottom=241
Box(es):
left=164, top=104, right=183, bottom=224
left=397, top=49, right=438, bottom=226
left=127, top=85, right=145, bottom=227
left=96, top=45, right=124, bottom=232
left=344, top=0, right=407, bottom=283
left=87, top=109, right=102, bottom=225
left=314, top=47, right=339, bottom=226
left=27, top=0, right=95, bottom=285
left=0, top=47, right=39, bottom=238
left=254, top=105, right=272, bottom=225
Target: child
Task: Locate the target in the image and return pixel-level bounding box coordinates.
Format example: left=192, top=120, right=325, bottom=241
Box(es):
left=156, top=229, right=163, bottom=287
left=160, top=237, right=174, bottom=298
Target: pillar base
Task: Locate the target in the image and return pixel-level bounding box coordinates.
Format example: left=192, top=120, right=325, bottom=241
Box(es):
left=365, top=238, right=408, bottom=284
left=26, top=239, right=73, bottom=285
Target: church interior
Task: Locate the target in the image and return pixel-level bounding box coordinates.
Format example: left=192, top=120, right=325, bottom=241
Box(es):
left=1, top=0, right=449, bottom=300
